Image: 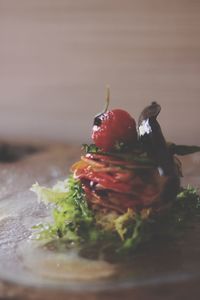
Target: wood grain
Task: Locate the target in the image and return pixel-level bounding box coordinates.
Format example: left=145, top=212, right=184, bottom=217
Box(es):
left=0, top=144, right=199, bottom=299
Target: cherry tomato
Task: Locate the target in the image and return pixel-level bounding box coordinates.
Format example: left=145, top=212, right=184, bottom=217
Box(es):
left=92, top=109, right=137, bottom=152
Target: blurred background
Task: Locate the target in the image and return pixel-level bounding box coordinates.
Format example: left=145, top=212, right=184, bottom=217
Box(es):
left=0, top=0, right=200, bottom=145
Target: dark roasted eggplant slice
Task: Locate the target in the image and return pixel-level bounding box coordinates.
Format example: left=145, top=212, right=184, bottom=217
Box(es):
left=138, top=102, right=178, bottom=177
left=138, top=102, right=182, bottom=205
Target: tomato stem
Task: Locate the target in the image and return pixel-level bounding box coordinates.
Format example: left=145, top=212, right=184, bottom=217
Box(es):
left=93, top=86, right=110, bottom=126
left=103, top=85, right=110, bottom=113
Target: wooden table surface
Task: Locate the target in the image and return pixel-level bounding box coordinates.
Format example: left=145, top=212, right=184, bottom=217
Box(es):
left=0, top=142, right=199, bottom=300
left=1, top=277, right=200, bottom=300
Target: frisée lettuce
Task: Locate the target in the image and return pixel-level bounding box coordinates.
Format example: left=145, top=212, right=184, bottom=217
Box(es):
left=31, top=177, right=200, bottom=253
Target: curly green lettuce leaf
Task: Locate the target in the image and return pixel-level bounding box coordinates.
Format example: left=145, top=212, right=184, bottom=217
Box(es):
left=31, top=176, right=94, bottom=242
left=31, top=177, right=200, bottom=253
left=31, top=177, right=146, bottom=250
left=31, top=180, right=69, bottom=205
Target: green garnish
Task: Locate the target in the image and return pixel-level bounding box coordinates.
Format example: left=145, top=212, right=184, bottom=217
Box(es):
left=82, top=143, right=155, bottom=166
left=31, top=176, right=93, bottom=242
left=82, top=144, right=101, bottom=154
left=31, top=178, right=200, bottom=254
left=168, top=144, right=200, bottom=156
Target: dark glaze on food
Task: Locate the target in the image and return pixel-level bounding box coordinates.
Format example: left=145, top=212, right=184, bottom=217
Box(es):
left=138, top=102, right=180, bottom=203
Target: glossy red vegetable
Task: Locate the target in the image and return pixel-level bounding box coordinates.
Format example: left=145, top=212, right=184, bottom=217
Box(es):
left=92, top=109, right=137, bottom=152
left=71, top=154, right=163, bottom=212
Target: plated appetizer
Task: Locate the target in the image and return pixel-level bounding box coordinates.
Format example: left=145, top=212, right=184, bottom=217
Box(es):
left=32, top=96, right=200, bottom=254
